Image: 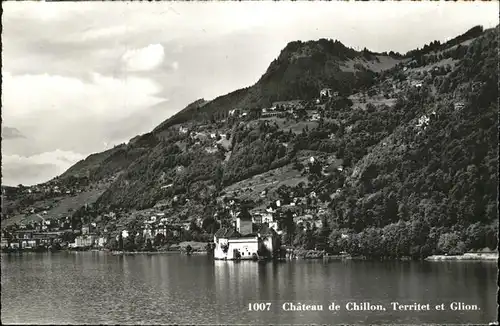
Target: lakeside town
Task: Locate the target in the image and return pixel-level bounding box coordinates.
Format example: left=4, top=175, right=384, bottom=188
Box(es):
left=2, top=26, right=498, bottom=262
left=2, top=87, right=346, bottom=257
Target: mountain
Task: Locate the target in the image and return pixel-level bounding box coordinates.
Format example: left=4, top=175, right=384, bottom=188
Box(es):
left=155, top=39, right=401, bottom=132
left=2, top=25, right=497, bottom=257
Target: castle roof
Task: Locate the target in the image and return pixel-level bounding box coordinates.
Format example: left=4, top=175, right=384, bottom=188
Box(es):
left=214, top=227, right=241, bottom=239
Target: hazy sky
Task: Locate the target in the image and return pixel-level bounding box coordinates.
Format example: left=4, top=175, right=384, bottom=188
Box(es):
left=1, top=1, right=498, bottom=186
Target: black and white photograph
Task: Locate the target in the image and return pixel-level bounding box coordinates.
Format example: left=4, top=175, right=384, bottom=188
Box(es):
left=1, top=1, right=498, bottom=325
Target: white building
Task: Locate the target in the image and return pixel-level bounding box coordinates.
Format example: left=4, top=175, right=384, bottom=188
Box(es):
left=213, top=228, right=259, bottom=260
left=310, top=113, right=321, bottom=121
left=261, top=213, right=273, bottom=223
left=71, top=235, right=97, bottom=248
left=21, top=240, right=37, bottom=249
left=416, top=115, right=430, bottom=130
left=143, top=224, right=153, bottom=238
left=97, top=237, right=107, bottom=248
left=155, top=225, right=168, bottom=238
left=252, top=212, right=273, bottom=224
left=320, top=88, right=333, bottom=99
left=454, top=102, right=465, bottom=111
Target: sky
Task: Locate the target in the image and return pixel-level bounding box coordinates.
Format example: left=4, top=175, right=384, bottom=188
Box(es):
left=2, top=1, right=498, bottom=187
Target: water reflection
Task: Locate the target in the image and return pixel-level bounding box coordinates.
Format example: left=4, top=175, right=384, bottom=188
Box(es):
left=1, top=253, right=497, bottom=325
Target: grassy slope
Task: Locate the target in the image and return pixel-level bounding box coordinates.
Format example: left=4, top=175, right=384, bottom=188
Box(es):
left=2, top=188, right=106, bottom=227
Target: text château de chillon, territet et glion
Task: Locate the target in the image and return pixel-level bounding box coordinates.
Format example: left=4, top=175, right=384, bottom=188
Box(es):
left=279, top=302, right=481, bottom=311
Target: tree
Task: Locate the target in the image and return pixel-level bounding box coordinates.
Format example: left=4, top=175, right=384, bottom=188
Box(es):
left=315, top=218, right=331, bottom=251
left=61, top=231, right=76, bottom=243
left=118, top=233, right=124, bottom=250
left=154, top=233, right=166, bottom=247
left=189, top=220, right=201, bottom=234
left=280, top=210, right=295, bottom=245
left=123, top=234, right=136, bottom=251
left=107, top=237, right=118, bottom=250
left=438, top=232, right=466, bottom=255
left=214, top=165, right=224, bottom=190
left=303, top=228, right=316, bottom=250
left=202, top=217, right=220, bottom=234
left=465, top=222, right=486, bottom=250
left=135, top=233, right=145, bottom=250
left=145, top=239, right=154, bottom=252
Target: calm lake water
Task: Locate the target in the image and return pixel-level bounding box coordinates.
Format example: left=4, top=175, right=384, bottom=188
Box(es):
left=1, top=252, right=497, bottom=325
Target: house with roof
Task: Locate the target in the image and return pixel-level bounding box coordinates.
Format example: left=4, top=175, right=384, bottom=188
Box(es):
left=320, top=88, right=333, bottom=99
left=14, top=230, right=38, bottom=249
left=410, top=79, right=423, bottom=88
left=97, top=237, right=107, bottom=248
left=32, top=232, right=64, bottom=246
left=70, top=235, right=97, bottom=248
left=228, top=109, right=239, bottom=116
left=1, top=237, right=9, bottom=249
left=272, top=100, right=303, bottom=112
left=252, top=210, right=274, bottom=224
left=143, top=224, right=153, bottom=238
left=310, top=113, right=321, bottom=121
left=454, top=101, right=465, bottom=111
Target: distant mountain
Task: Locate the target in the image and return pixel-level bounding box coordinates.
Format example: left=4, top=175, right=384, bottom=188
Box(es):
left=2, top=126, right=25, bottom=139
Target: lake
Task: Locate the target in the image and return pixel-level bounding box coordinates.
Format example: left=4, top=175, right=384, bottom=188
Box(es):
left=1, top=252, right=497, bottom=324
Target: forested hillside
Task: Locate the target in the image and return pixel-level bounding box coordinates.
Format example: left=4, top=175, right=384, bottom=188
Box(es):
left=3, top=25, right=497, bottom=258
left=325, top=27, right=498, bottom=257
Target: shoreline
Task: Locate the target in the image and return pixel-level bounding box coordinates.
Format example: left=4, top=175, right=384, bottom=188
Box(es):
left=0, top=248, right=209, bottom=255
left=425, top=253, right=498, bottom=261
left=110, top=250, right=208, bottom=255
left=2, top=248, right=497, bottom=261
